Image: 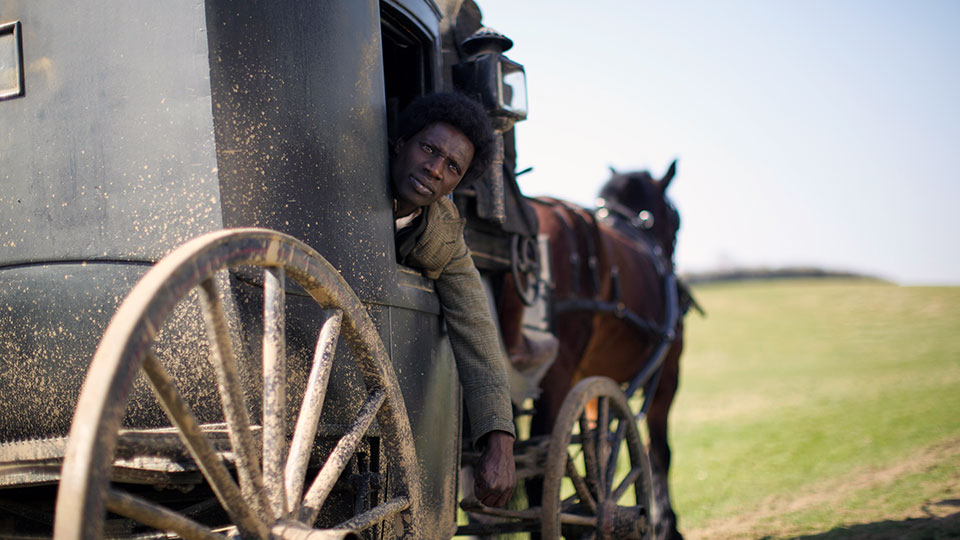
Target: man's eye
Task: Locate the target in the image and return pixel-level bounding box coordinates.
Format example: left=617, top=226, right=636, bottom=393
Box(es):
left=420, top=143, right=433, bottom=154
left=448, top=162, right=461, bottom=175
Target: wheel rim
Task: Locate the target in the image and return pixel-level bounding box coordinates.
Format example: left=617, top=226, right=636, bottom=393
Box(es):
left=542, top=377, right=653, bottom=540
left=54, top=228, right=422, bottom=539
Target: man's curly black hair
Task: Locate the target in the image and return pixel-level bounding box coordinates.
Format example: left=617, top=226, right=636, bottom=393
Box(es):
left=396, top=92, right=495, bottom=186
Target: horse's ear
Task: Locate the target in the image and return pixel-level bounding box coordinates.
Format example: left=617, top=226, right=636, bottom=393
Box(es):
left=660, top=159, right=677, bottom=191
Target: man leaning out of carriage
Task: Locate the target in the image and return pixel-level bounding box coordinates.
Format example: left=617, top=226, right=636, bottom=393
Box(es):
left=391, top=93, right=516, bottom=508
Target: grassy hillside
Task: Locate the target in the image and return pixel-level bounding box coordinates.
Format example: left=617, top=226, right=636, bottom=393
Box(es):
left=670, top=279, right=960, bottom=539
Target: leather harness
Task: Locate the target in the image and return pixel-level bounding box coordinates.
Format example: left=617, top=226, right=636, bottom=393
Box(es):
left=534, top=196, right=682, bottom=419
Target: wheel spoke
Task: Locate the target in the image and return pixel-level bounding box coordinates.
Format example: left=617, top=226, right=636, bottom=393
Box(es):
left=262, top=267, right=288, bottom=518
left=105, top=488, right=224, bottom=540
left=605, top=420, right=627, bottom=495
left=611, top=464, right=644, bottom=502
left=557, top=513, right=598, bottom=527
left=596, top=396, right=610, bottom=496
left=578, top=411, right=600, bottom=499
left=285, top=309, right=343, bottom=515
left=198, top=277, right=271, bottom=523
left=142, top=351, right=269, bottom=539
left=270, top=520, right=360, bottom=539
left=565, top=451, right=596, bottom=512
left=299, top=389, right=386, bottom=524
left=334, top=495, right=409, bottom=532
left=560, top=492, right=580, bottom=509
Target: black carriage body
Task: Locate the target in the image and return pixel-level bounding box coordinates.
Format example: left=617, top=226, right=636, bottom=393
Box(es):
left=1, top=0, right=460, bottom=535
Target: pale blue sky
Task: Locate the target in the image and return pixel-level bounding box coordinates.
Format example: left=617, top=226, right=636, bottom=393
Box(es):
left=476, top=1, right=960, bottom=284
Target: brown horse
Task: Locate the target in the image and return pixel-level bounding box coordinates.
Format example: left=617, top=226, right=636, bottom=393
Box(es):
left=499, top=161, right=689, bottom=540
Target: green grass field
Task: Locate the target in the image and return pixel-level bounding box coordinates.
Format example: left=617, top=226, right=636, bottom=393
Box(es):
left=669, top=279, right=960, bottom=539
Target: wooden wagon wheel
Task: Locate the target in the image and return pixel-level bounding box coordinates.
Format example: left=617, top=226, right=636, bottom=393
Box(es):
left=542, top=377, right=654, bottom=540
left=510, top=233, right=541, bottom=307
left=53, top=228, right=422, bottom=539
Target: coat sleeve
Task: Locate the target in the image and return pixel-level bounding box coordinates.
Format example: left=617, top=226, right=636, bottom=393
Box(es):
left=434, top=234, right=517, bottom=445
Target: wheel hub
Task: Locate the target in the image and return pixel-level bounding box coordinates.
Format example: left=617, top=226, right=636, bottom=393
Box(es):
left=598, top=499, right=649, bottom=539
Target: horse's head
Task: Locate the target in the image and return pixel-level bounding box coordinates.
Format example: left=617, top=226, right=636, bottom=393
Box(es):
left=597, top=160, right=680, bottom=267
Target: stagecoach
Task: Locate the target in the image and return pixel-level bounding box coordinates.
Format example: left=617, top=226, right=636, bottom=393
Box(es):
left=0, top=1, right=677, bottom=538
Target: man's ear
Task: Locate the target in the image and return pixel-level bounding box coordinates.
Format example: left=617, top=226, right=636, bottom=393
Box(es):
left=393, top=137, right=406, bottom=156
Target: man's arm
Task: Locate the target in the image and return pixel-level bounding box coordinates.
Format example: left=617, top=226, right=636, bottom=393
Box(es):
left=433, top=233, right=516, bottom=441
left=432, top=224, right=516, bottom=506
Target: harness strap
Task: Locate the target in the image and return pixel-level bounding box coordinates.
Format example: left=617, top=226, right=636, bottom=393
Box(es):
left=609, top=264, right=622, bottom=305
left=540, top=197, right=606, bottom=298
left=553, top=298, right=663, bottom=338
left=537, top=198, right=582, bottom=294
left=567, top=204, right=603, bottom=297
left=599, top=212, right=670, bottom=277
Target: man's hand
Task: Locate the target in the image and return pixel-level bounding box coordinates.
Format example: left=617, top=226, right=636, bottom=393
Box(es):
left=474, top=430, right=516, bottom=507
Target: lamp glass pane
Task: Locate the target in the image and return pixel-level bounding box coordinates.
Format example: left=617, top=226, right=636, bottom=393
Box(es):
left=500, top=59, right=527, bottom=118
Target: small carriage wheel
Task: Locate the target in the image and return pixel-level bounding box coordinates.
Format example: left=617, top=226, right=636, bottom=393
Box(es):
left=510, top=234, right=541, bottom=307
left=542, top=377, right=654, bottom=540
left=53, top=228, right=422, bottom=539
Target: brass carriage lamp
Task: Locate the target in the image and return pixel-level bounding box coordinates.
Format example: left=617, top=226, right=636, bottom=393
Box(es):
left=453, top=27, right=528, bottom=223
left=453, top=26, right=527, bottom=131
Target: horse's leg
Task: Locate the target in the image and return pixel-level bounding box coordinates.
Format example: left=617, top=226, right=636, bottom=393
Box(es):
left=647, top=338, right=684, bottom=540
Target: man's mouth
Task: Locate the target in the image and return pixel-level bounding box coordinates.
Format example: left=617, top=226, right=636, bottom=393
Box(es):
left=410, top=175, right=435, bottom=197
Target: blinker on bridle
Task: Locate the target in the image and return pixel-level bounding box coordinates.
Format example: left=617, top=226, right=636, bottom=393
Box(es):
left=636, top=210, right=654, bottom=229
left=596, top=197, right=655, bottom=230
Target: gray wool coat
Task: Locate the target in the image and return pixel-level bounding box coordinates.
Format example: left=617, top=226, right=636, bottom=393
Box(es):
left=399, top=197, right=516, bottom=445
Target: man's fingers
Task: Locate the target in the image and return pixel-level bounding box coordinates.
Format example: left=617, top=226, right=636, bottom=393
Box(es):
left=474, top=482, right=506, bottom=507
left=476, top=484, right=513, bottom=507
left=475, top=481, right=490, bottom=504
left=476, top=482, right=495, bottom=504
left=474, top=431, right=516, bottom=507
left=480, top=490, right=507, bottom=507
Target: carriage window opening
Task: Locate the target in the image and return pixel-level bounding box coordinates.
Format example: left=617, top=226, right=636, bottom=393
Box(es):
left=380, top=4, right=432, bottom=144
left=381, top=2, right=436, bottom=277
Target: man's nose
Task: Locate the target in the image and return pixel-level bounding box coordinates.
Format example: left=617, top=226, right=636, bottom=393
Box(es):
left=424, top=155, right=445, bottom=178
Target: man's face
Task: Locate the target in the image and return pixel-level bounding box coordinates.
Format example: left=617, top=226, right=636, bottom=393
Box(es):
left=391, top=122, right=475, bottom=216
